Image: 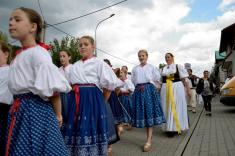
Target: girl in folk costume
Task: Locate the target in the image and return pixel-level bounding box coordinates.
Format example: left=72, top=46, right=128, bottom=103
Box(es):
left=108, top=68, right=125, bottom=136
left=59, top=50, right=73, bottom=82
left=0, top=41, right=13, bottom=156
left=118, top=69, right=135, bottom=127
left=103, top=59, right=121, bottom=155
left=121, top=65, right=131, bottom=80
left=58, top=50, right=73, bottom=133
left=104, top=59, right=125, bottom=136
left=5, top=7, right=71, bottom=156
left=131, top=49, right=165, bottom=152
left=160, top=53, right=190, bottom=137
left=64, top=36, right=123, bottom=156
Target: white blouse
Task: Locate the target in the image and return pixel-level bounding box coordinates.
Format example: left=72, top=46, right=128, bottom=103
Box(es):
left=127, top=74, right=132, bottom=80
left=0, top=65, right=13, bottom=104
left=70, top=57, right=123, bottom=91
left=59, top=64, right=73, bottom=82
left=131, top=63, right=161, bottom=86
left=8, top=46, right=71, bottom=100
left=161, top=64, right=188, bottom=78
left=120, top=79, right=135, bottom=93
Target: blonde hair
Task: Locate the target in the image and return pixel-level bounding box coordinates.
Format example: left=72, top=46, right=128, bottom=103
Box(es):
left=0, top=41, right=11, bottom=64
left=138, top=49, right=148, bottom=57
left=79, top=35, right=95, bottom=45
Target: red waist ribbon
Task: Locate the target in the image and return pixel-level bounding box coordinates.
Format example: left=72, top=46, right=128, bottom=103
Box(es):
left=72, top=84, right=96, bottom=123
left=5, top=98, right=21, bottom=156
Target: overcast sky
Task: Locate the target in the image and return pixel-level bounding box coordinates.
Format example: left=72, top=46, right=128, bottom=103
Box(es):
left=1, top=0, right=235, bottom=76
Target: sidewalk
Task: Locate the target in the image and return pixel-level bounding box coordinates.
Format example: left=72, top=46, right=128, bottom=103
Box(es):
left=112, top=103, right=204, bottom=156
left=181, top=96, right=235, bottom=156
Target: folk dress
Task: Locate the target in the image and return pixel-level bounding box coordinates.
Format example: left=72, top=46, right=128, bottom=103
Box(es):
left=59, top=64, right=73, bottom=132
left=6, top=45, right=71, bottom=156
left=65, top=57, right=123, bottom=156
left=131, top=63, right=165, bottom=128
left=118, top=78, right=135, bottom=124
left=160, top=64, right=189, bottom=133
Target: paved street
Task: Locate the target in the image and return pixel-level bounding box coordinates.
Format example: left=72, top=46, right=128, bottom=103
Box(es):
left=112, top=96, right=235, bottom=156
left=182, top=96, right=235, bottom=156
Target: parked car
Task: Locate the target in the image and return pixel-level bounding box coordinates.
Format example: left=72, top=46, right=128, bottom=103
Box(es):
left=220, top=76, right=235, bottom=105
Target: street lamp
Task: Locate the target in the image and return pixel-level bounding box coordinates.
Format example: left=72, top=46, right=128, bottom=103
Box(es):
left=94, top=14, right=115, bottom=56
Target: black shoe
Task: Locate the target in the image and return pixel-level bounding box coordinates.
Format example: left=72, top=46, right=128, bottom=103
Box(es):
left=208, top=112, right=212, bottom=116
left=166, top=132, right=177, bottom=137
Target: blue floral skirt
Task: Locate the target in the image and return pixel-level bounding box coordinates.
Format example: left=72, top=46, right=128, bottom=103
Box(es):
left=108, top=92, right=124, bottom=124
left=5, top=93, right=69, bottom=156
left=132, top=83, right=166, bottom=128
left=118, top=94, right=132, bottom=124
left=62, top=85, right=108, bottom=156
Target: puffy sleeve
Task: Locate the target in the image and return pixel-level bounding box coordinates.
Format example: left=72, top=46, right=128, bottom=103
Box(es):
left=177, top=64, right=188, bottom=78
left=120, top=79, right=135, bottom=93
left=32, top=50, right=71, bottom=98
left=127, top=79, right=135, bottom=92
left=152, top=66, right=161, bottom=82
left=131, top=67, right=136, bottom=86
left=98, top=61, right=123, bottom=91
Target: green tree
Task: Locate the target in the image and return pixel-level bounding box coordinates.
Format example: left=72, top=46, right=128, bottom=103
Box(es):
left=159, top=63, right=166, bottom=69
left=50, top=36, right=82, bottom=67
left=0, top=30, right=21, bottom=60
left=0, top=31, right=8, bottom=42
left=10, top=45, right=21, bottom=59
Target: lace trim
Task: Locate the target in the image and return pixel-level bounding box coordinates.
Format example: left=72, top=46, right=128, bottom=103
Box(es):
left=64, top=133, right=108, bottom=145
left=132, top=117, right=165, bottom=127
left=67, top=142, right=108, bottom=156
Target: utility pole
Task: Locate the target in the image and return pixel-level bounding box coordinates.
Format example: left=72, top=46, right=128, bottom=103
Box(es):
left=41, top=20, right=46, bottom=42
left=94, top=14, right=115, bottom=56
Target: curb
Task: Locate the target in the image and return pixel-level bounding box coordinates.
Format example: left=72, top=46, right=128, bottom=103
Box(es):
left=173, top=106, right=204, bottom=156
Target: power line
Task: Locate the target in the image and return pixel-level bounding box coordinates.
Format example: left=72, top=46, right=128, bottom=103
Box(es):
left=96, top=48, right=137, bottom=65
left=35, top=0, right=133, bottom=65
left=48, top=0, right=127, bottom=27
left=37, top=0, right=45, bottom=21
left=37, top=0, right=47, bottom=42
left=48, top=25, right=136, bottom=66
left=47, top=24, right=76, bottom=38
